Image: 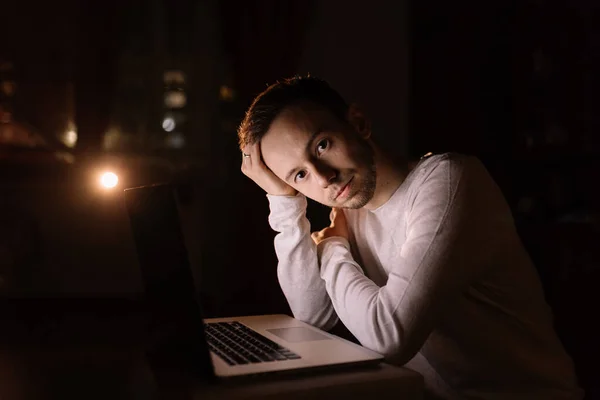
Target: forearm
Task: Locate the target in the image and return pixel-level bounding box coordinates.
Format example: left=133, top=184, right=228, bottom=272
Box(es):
left=268, top=194, right=338, bottom=330
left=317, top=236, right=452, bottom=365
left=317, top=237, right=405, bottom=357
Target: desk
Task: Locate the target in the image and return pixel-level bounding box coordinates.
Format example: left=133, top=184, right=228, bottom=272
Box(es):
left=200, top=364, right=423, bottom=400
left=0, top=348, right=422, bottom=399
left=0, top=299, right=424, bottom=399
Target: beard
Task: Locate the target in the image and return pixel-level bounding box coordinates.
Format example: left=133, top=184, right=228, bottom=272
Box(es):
left=340, top=164, right=376, bottom=209
left=334, top=140, right=377, bottom=209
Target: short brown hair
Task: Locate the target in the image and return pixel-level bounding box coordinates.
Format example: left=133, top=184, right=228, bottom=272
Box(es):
left=237, top=76, right=349, bottom=150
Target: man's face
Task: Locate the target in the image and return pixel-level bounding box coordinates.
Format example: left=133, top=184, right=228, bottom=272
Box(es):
left=261, top=103, right=376, bottom=209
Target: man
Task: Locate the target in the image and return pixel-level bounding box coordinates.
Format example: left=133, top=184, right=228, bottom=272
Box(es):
left=238, top=76, right=582, bottom=399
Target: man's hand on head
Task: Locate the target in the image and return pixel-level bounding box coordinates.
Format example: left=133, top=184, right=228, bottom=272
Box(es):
left=241, top=142, right=297, bottom=197
left=311, top=208, right=349, bottom=245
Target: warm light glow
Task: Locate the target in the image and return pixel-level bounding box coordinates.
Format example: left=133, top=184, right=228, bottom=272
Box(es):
left=162, top=117, right=175, bottom=132
left=100, top=172, right=119, bottom=189
left=163, top=70, right=186, bottom=84
left=164, top=91, right=187, bottom=108
left=219, top=85, right=235, bottom=101
left=64, top=130, right=77, bottom=148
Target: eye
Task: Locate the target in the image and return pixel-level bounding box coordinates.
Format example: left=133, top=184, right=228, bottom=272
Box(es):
left=295, top=170, right=307, bottom=182
left=316, top=138, right=329, bottom=155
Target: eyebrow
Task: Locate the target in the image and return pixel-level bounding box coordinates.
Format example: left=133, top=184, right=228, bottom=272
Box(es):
left=284, top=129, right=322, bottom=182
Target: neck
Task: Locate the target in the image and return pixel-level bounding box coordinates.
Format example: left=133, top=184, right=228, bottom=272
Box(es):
left=363, top=144, right=407, bottom=210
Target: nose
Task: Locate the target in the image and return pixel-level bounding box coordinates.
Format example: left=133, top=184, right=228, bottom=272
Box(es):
left=312, top=162, right=337, bottom=188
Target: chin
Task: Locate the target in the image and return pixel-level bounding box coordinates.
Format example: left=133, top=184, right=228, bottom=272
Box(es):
left=343, top=188, right=375, bottom=209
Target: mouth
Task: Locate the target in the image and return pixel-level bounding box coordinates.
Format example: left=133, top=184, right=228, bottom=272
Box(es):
left=334, top=177, right=354, bottom=201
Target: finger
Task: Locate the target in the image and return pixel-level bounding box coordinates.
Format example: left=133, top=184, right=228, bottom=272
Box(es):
left=256, top=141, right=275, bottom=171
left=241, top=145, right=252, bottom=166
left=329, top=208, right=336, bottom=222
left=250, top=142, right=262, bottom=163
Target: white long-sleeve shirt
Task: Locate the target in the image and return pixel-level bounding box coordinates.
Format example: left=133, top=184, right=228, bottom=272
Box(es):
left=267, top=153, right=583, bottom=399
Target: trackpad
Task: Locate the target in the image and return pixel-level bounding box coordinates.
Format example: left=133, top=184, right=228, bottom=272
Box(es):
left=267, top=327, right=332, bottom=343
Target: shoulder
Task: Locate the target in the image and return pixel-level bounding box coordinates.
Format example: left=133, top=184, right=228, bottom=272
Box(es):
left=407, top=152, right=491, bottom=209
left=411, top=152, right=483, bottom=187
left=417, top=152, right=481, bottom=174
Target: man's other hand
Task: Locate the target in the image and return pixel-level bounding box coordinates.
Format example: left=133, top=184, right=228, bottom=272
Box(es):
left=311, top=208, right=349, bottom=245
left=241, top=143, right=297, bottom=197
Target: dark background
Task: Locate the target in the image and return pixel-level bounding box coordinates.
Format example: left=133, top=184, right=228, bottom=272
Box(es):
left=1, top=0, right=599, bottom=397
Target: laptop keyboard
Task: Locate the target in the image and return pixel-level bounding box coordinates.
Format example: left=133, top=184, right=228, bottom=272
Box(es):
left=205, top=321, right=301, bottom=365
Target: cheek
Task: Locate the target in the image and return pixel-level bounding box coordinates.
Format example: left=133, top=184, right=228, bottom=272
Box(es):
left=329, top=145, right=356, bottom=168
left=347, top=140, right=372, bottom=166
left=295, top=183, right=325, bottom=201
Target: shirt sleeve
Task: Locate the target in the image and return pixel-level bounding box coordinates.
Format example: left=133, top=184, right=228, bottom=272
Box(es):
left=268, top=193, right=339, bottom=331
left=317, top=155, right=495, bottom=362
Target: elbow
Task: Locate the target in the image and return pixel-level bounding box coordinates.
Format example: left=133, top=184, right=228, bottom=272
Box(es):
left=378, top=342, right=417, bottom=365
left=360, top=300, right=405, bottom=357
left=366, top=337, right=416, bottom=366
left=371, top=337, right=404, bottom=360
left=367, top=331, right=422, bottom=365
left=359, top=317, right=404, bottom=358
left=361, top=304, right=420, bottom=363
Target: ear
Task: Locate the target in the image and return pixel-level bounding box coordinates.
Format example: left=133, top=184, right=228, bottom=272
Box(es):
left=346, top=103, right=372, bottom=139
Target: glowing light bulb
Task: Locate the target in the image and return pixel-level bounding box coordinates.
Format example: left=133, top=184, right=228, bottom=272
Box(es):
left=100, top=172, right=119, bottom=189
left=162, top=117, right=175, bottom=132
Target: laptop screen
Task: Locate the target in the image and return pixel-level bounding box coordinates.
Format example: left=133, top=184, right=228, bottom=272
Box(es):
left=125, top=184, right=195, bottom=300
left=124, top=183, right=215, bottom=380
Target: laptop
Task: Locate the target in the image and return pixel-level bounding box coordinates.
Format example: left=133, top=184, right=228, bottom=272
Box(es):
left=124, top=183, right=383, bottom=380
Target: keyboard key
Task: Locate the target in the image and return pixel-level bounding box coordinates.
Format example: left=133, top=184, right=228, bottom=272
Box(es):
left=208, top=343, right=236, bottom=365
left=205, top=321, right=302, bottom=365
left=205, top=330, right=249, bottom=364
